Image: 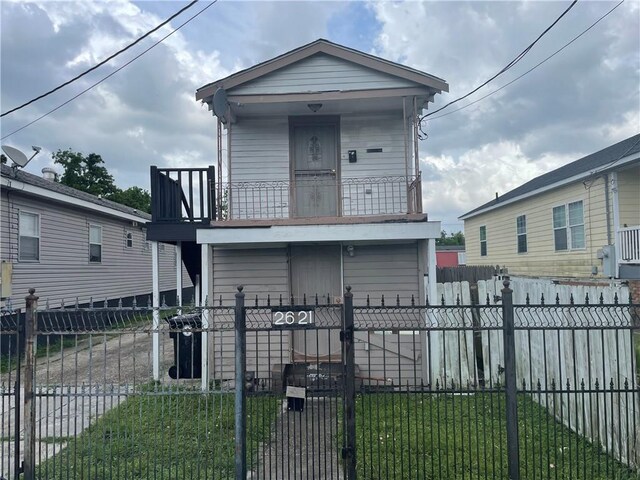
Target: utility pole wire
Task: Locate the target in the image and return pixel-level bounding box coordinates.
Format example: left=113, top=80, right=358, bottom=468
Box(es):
left=427, top=0, right=624, bottom=122
left=1, top=0, right=199, bottom=117
left=1, top=1, right=217, bottom=141
left=420, top=0, right=578, bottom=126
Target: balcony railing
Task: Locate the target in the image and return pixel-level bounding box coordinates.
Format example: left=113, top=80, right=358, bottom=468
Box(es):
left=223, top=175, right=421, bottom=220
left=150, top=166, right=215, bottom=223
left=618, top=225, right=640, bottom=264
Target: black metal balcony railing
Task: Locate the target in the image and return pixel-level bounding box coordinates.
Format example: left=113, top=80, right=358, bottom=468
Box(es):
left=150, top=166, right=215, bottom=223
left=224, top=175, right=422, bottom=220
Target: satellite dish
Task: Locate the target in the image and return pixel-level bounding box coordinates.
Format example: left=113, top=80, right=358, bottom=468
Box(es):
left=212, top=87, right=229, bottom=123
left=1, top=145, right=42, bottom=169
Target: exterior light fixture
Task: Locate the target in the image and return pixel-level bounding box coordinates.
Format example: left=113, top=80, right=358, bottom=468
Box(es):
left=307, top=103, right=322, bottom=113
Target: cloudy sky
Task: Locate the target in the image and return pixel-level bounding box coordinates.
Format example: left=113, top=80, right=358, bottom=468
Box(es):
left=1, top=0, right=638, bottom=232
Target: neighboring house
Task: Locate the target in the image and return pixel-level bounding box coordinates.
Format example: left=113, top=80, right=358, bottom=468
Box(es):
left=146, top=39, right=449, bottom=383
left=436, top=245, right=466, bottom=267
left=460, top=135, right=640, bottom=279
left=0, top=163, right=187, bottom=310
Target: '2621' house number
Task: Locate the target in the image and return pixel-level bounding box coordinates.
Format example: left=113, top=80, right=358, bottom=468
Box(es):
left=271, top=307, right=315, bottom=328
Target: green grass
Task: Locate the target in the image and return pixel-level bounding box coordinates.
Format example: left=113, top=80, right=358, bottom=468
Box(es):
left=354, top=392, right=639, bottom=480
left=36, top=387, right=280, bottom=480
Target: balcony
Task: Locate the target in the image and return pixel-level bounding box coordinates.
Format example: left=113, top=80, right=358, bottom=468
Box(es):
left=223, top=175, right=422, bottom=221
left=618, top=226, right=640, bottom=264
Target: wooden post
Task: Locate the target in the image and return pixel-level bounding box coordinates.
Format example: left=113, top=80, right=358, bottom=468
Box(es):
left=23, top=288, right=38, bottom=480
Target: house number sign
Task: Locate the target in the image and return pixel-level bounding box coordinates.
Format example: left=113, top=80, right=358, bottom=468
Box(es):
left=271, top=307, right=315, bottom=328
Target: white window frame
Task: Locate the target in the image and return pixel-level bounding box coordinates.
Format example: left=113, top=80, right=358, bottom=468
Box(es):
left=516, top=215, right=527, bottom=254
left=18, top=210, right=40, bottom=262
left=479, top=225, right=487, bottom=257
left=89, top=224, right=103, bottom=263
left=552, top=200, right=585, bottom=252
left=125, top=231, right=133, bottom=249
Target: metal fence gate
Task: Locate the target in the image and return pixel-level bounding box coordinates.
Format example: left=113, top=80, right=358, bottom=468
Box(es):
left=1, top=280, right=639, bottom=480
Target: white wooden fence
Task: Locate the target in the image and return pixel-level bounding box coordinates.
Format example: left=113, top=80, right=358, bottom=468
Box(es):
left=434, top=276, right=639, bottom=468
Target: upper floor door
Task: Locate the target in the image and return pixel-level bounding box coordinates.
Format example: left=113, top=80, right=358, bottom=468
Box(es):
left=291, top=121, right=338, bottom=217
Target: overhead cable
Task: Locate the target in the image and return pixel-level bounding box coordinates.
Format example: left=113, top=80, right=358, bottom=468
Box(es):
left=1, top=1, right=217, bottom=140
left=427, top=0, right=624, bottom=122
left=1, top=0, right=199, bottom=117
left=420, top=0, right=578, bottom=125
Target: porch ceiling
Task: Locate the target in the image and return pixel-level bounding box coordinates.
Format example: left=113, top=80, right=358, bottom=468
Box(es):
left=196, top=221, right=441, bottom=247
left=225, top=91, right=432, bottom=118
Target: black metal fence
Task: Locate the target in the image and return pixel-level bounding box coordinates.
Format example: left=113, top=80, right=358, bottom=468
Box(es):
left=1, top=281, right=639, bottom=479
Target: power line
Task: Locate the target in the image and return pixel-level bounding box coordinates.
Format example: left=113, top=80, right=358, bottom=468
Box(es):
left=420, top=0, right=578, bottom=126
left=1, top=0, right=199, bottom=117
left=1, top=1, right=217, bottom=141
left=427, top=0, right=624, bottom=122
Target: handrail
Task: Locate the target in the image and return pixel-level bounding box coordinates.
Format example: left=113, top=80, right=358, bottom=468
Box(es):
left=150, top=166, right=215, bottom=223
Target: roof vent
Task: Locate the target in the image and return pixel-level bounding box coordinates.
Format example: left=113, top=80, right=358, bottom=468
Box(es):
left=42, top=167, right=57, bottom=181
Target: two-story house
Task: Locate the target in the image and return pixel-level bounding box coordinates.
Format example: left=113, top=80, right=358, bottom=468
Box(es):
left=146, top=39, right=449, bottom=384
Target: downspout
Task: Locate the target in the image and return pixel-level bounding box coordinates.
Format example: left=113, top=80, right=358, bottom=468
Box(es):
left=604, top=173, right=612, bottom=245
left=611, top=172, right=621, bottom=278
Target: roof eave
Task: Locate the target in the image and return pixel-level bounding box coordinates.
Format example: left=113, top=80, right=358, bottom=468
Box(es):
left=459, top=151, right=640, bottom=221
left=195, top=39, right=449, bottom=103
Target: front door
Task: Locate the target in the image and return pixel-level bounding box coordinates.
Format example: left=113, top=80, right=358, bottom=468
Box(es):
left=292, top=123, right=338, bottom=217
left=290, top=245, right=342, bottom=362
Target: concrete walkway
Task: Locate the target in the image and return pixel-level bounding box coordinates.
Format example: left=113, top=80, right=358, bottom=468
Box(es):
left=249, top=397, right=345, bottom=480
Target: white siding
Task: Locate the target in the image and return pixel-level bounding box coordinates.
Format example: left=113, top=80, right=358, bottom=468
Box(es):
left=1, top=192, right=185, bottom=308
left=229, top=54, right=419, bottom=95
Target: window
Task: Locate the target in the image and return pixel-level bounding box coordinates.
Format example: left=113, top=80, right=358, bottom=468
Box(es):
left=125, top=232, right=133, bottom=248
left=479, top=226, right=487, bottom=256
left=19, top=212, right=39, bottom=261
left=553, top=201, right=585, bottom=251
left=516, top=215, right=527, bottom=253
left=89, top=225, right=102, bottom=262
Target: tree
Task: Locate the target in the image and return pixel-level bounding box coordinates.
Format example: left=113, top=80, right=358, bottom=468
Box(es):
left=110, top=187, right=151, bottom=214
left=436, top=230, right=465, bottom=246
left=52, top=149, right=151, bottom=213
left=53, top=149, right=118, bottom=198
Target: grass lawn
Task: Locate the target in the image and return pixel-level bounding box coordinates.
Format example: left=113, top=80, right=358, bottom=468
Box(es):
left=36, top=387, right=280, bottom=480
left=355, top=392, right=639, bottom=480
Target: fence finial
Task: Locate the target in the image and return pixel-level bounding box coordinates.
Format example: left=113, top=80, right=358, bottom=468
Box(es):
left=554, top=293, right=559, bottom=305
left=255, top=295, right=259, bottom=307
left=118, top=297, right=123, bottom=309
left=104, top=297, right=108, bottom=308
left=502, top=275, right=511, bottom=289
left=61, top=297, right=65, bottom=308
left=614, top=292, right=618, bottom=305
left=396, top=294, right=400, bottom=307
left=279, top=294, right=283, bottom=306
left=366, top=294, right=370, bottom=307
left=569, top=293, right=574, bottom=305
left=381, top=294, right=385, bottom=307
left=45, top=297, right=49, bottom=309
left=440, top=294, right=445, bottom=306
left=89, top=297, right=94, bottom=309
left=584, top=292, right=589, bottom=305
left=525, top=293, right=530, bottom=306
left=75, top=297, right=79, bottom=309
left=219, top=295, right=223, bottom=306
left=303, top=293, right=307, bottom=306
left=629, top=292, right=633, bottom=305
left=267, top=294, right=271, bottom=307
left=315, top=293, right=319, bottom=306
left=455, top=294, right=460, bottom=306
left=411, top=294, right=415, bottom=307
left=599, top=292, right=604, bottom=305
left=147, top=295, right=152, bottom=308
left=132, top=297, right=137, bottom=309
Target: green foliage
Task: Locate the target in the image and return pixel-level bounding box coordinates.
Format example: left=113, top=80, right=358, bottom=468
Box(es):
left=52, top=149, right=151, bottom=213
left=36, top=390, right=279, bottom=479
left=109, top=186, right=152, bottom=214
left=354, top=392, right=638, bottom=480
left=437, top=230, right=465, bottom=246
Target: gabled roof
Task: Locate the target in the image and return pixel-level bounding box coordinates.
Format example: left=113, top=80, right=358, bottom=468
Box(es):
left=1, top=164, right=151, bottom=221
left=460, top=134, right=640, bottom=220
left=196, top=38, right=449, bottom=102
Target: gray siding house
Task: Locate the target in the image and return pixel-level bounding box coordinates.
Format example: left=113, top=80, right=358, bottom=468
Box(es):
left=0, top=163, right=185, bottom=310
left=146, top=39, right=449, bottom=385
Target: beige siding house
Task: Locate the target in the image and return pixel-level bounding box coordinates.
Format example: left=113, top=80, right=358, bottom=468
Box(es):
left=460, top=135, right=640, bottom=279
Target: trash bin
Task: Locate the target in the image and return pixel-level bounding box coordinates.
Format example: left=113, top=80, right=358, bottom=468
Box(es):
left=166, top=313, right=202, bottom=379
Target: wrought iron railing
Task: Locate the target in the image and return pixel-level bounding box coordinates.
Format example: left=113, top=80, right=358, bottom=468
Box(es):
left=224, top=175, right=421, bottom=220
left=618, top=225, right=640, bottom=264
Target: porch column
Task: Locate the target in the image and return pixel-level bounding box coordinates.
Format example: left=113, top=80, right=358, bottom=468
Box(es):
left=425, top=238, right=441, bottom=386
left=176, top=242, right=183, bottom=315
left=200, top=244, right=212, bottom=391
left=151, top=241, right=160, bottom=381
